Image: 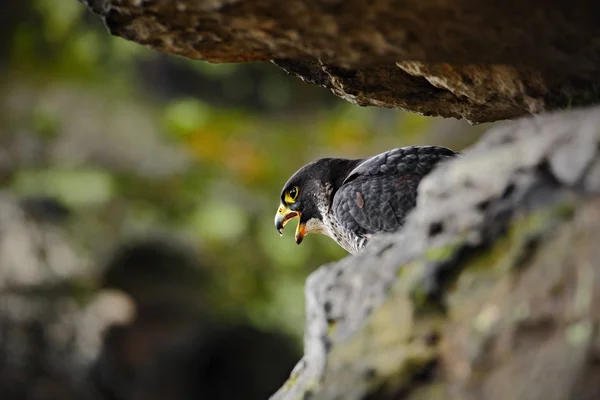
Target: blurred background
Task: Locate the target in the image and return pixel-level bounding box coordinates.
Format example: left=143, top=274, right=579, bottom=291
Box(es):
left=0, top=1, right=493, bottom=399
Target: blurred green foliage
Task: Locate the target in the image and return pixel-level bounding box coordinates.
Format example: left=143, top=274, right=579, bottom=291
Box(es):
left=1, top=0, right=489, bottom=340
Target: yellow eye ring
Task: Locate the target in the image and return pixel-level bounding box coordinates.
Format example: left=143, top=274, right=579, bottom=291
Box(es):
left=285, top=186, right=299, bottom=203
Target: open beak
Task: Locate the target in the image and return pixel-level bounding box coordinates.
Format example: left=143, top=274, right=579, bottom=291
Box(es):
left=274, top=205, right=306, bottom=245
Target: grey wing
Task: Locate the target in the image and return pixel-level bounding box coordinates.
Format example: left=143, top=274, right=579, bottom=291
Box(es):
left=333, top=146, right=458, bottom=236
left=342, top=145, right=457, bottom=185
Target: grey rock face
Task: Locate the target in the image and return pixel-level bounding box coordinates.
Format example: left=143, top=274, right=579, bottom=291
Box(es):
left=270, top=105, right=600, bottom=400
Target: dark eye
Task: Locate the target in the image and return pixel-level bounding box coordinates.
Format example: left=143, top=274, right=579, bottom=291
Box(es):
left=285, top=186, right=299, bottom=203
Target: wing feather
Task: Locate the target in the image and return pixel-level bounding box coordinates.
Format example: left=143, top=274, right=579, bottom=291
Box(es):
left=333, top=146, right=457, bottom=236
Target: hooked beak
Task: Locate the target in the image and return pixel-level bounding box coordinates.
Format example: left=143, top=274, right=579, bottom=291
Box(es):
left=274, top=204, right=306, bottom=245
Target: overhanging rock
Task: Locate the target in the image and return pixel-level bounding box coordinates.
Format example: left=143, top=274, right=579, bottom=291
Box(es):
left=79, top=0, right=600, bottom=123
left=271, top=105, right=600, bottom=400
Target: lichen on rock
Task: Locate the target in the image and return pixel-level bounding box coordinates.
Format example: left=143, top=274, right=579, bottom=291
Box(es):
left=270, top=105, right=600, bottom=400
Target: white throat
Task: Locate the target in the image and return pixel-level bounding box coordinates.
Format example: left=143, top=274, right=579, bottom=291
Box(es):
left=304, top=217, right=333, bottom=237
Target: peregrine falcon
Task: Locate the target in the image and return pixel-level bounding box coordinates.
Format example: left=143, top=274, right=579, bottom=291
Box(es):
left=274, top=146, right=458, bottom=254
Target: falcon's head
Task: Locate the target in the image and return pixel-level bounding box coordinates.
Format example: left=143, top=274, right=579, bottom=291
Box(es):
left=274, top=157, right=361, bottom=245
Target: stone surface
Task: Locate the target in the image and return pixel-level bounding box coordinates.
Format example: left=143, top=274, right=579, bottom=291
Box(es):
left=79, top=0, right=600, bottom=122
left=269, top=105, right=600, bottom=400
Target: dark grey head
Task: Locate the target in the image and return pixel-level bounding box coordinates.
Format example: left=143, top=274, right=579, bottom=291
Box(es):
left=274, top=157, right=361, bottom=245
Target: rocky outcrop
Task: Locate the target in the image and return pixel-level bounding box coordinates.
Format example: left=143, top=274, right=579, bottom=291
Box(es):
left=74, top=2, right=600, bottom=398
left=270, top=105, right=600, bottom=400
left=79, top=0, right=600, bottom=123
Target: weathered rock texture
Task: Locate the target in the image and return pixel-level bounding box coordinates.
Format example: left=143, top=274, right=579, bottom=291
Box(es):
left=80, top=0, right=600, bottom=123
left=270, top=105, right=600, bottom=400
left=75, top=2, right=600, bottom=397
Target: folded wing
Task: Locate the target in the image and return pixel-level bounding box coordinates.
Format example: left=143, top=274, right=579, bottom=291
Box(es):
left=332, top=146, right=458, bottom=236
